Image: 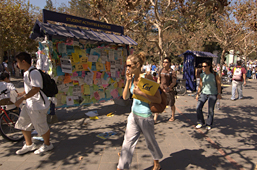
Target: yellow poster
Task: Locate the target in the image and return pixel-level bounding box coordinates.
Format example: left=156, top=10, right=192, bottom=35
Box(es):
left=74, top=46, right=82, bottom=55
left=96, top=62, right=104, bottom=71
left=84, top=84, right=91, bottom=95
left=80, top=56, right=88, bottom=63
left=75, top=64, right=84, bottom=71
left=72, top=53, right=80, bottom=63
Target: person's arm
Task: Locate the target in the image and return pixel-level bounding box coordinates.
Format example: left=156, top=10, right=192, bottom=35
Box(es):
left=166, top=71, right=177, bottom=91
left=17, top=90, right=26, bottom=97
left=133, top=85, right=161, bottom=103
left=133, top=73, right=161, bottom=103
left=15, top=87, right=40, bottom=107
left=243, top=74, right=246, bottom=85
left=196, top=77, right=202, bottom=100
left=215, top=73, right=222, bottom=99
left=123, top=70, right=132, bottom=100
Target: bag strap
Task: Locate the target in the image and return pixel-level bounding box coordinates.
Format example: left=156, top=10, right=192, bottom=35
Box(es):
left=28, top=68, right=45, bottom=104
left=159, top=68, right=172, bottom=85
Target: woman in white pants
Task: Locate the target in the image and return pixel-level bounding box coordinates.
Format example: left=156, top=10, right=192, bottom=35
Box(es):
left=117, top=52, right=162, bottom=170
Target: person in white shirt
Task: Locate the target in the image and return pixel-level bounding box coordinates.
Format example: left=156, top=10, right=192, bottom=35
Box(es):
left=0, top=73, right=18, bottom=110
left=171, top=63, right=175, bottom=71
left=14, top=52, right=53, bottom=155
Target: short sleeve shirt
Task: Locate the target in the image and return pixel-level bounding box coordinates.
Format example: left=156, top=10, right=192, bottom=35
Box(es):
left=232, top=66, right=246, bottom=81
left=24, top=66, right=50, bottom=110
left=159, top=68, right=176, bottom=92
left=200, top=72, right=217, bottom=95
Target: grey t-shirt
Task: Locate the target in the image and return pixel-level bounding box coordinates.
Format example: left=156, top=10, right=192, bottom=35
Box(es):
left=200, top=72, right=217, bottom=95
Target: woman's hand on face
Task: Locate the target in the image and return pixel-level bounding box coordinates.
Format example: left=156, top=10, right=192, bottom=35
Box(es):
left=126, top=70, right=132, bottom=82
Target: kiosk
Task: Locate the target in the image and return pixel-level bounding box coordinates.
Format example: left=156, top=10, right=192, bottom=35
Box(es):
left=30, top=10, right=137, bottom=108
left=181, top=50, right=218, bottom=91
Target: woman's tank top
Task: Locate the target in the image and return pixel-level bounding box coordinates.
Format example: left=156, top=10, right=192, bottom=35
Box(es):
left=130, top=74, right=152, bottom=118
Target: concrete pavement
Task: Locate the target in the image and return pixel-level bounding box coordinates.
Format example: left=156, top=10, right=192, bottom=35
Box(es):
left=0, top=77, right=256, bottom=170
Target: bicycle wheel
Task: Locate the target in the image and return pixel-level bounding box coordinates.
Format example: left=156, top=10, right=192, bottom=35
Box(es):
left=176, top=84, right=187, bottom=96
left=0, top=111, right=24, bottom=142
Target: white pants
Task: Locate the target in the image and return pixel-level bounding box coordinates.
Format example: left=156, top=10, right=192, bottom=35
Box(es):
left=117, top=113, right=163, bottom=169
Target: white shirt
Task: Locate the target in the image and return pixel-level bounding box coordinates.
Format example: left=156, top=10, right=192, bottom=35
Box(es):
left=0, top=81, right=17, bottom=110
left=145, top=64, right=151, bottom=72
left=171, top=65, right=175, bottom=71
left=24, top=66, right=50, bottom=110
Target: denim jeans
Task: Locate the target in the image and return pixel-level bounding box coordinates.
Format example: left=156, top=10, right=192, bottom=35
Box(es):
left=196, top=94, right=217, bottom=126
left=231, top=80, right=243, bottom=100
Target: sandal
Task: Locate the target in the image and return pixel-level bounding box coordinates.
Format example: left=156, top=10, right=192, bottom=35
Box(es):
left=152, top=166, right=162, bottom=170
left=169, top=117, right=175, bottom=121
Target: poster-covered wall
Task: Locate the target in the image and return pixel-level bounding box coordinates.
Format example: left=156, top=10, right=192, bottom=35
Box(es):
left=39, top=36, right=131, bottom=108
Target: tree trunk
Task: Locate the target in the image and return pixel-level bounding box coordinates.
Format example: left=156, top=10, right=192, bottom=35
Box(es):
left=158, top=26, right=166, bottom=67
left=219, top=49, right=226, bottom=76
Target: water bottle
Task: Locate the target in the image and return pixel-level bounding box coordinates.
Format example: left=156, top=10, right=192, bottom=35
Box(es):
left=216, top=99, right=220, bottom=110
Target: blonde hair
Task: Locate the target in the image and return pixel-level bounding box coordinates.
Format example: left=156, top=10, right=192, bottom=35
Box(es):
left=127, top=51, right=146, bottom=67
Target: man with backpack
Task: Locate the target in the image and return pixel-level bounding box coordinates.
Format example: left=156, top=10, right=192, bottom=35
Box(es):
left=231, top=60, right=246, bottom=100
left=154, top=57, right=177, bottom=123
left=14, top=52, right=54, bottom=155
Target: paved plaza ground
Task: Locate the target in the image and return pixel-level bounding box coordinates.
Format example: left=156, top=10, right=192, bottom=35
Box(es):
left=0, top=77, right=257, bottom=170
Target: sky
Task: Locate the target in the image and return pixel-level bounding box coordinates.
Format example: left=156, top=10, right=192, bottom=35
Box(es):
left=28, top=0, right=70, bottom=9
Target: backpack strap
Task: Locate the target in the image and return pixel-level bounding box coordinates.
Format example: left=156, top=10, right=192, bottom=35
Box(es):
left=159, top=68, right=172, bottom=85
left=28, top=68, right=45, bottom=104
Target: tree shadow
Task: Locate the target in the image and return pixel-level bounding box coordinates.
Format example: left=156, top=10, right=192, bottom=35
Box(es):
left=144, top=149, right=238, bottom=170
left=181, top=105, right=257, bottom=170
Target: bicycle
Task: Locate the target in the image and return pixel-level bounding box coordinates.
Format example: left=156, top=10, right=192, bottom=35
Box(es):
left=0, top=91, right=24, bottom=142
left=175, top=79, right=187, bottom=96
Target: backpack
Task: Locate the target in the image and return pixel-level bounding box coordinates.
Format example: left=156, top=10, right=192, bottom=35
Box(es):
left=232, top=67, right=242, bottom=81
left=0, top=63, right=5, bottom=73
left=150, top=88, right=167, bottom=113
left=29, top=68, right=58, bottom=103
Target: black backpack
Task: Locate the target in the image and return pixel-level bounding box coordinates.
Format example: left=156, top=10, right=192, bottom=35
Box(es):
left=29, top=68, right=58, bottom=103
left=0, top=63, right=5, bottom=73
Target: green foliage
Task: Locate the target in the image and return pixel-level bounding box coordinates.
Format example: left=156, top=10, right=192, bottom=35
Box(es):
left=44, top=0, right=53, bottom=10
left=0, top=0, right=38, bottom=54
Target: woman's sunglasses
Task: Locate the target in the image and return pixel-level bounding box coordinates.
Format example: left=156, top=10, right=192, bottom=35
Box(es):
left=126, top=64, right=132, bottom=67
left=202, top=65, right=208, bottom=68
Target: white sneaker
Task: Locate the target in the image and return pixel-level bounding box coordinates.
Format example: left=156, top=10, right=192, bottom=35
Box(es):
left=34, top=143, right=54, bottom=155
left=16, top=143, right=37, bottom=155
left=196, top=124, right=203, bottom=129
left=206, top=126, right=212, bottom=130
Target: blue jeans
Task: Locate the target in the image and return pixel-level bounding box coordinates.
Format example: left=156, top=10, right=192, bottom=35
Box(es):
left=231, top=80, right=243, bottom=100
left=196, top=94, right=217, bottom=126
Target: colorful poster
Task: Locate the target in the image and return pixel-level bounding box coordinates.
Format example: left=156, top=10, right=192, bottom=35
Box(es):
left=80, top=56, right=88, bottom=63
left=96, top=62, right=104, bottom=71
left=60, top=58, right=72, bottom=73
left=71, top=53, right=80, bottom=63
left=75, top=64, right=84, bottom=71
left=88, top=55, right=98, bottom=62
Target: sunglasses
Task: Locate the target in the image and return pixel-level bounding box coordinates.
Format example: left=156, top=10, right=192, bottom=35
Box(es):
left=163, top=62, right=169, bottom=63
left=202, top=65, right=208, bottom=68
left=126, top=64, right=132, bottom=67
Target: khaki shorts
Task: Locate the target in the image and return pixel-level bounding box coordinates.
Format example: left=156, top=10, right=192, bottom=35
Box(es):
left=166, top=91, right=175, bottom=107
left=15, top=105, right=50, bottom=136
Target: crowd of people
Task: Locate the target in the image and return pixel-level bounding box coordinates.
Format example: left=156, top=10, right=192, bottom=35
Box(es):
left=0, top=51, right=255, bottom=170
